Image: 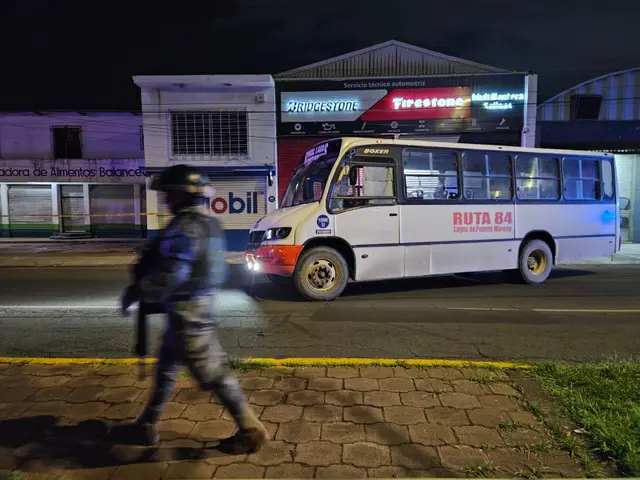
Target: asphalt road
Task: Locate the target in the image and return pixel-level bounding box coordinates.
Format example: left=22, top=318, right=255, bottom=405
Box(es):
left=0, top=265, right=638, bottom=362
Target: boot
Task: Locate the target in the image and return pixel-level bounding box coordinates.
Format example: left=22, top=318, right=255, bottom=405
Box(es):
left=135, top=420, right=161, bottom=446
left=219, top=405, right=270, bottom=454
left=228, top=427, right=270, bottom=454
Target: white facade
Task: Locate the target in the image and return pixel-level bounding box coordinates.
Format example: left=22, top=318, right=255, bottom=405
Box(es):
left=0, top=112, right=146, bottom=238
left=133, top=75, right=278, bottom=250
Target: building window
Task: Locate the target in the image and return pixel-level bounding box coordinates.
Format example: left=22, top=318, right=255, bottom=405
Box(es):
left=51, top=126, right=83, bottom=159
left=139, top=125, right=144, bottom=150
left=569, top=94, right=602, bottom=120
left=170, top=110, right=248, bottom=156
left=462, top=151, right=512, bottom=200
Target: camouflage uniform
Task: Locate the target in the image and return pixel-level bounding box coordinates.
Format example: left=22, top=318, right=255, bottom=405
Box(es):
left=120, top=165, right=267, bottom=451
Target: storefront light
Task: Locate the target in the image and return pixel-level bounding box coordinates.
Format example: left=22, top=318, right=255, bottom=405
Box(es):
left=471, top=92, right=525, bottom=111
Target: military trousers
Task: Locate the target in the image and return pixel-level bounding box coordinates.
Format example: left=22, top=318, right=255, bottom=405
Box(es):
left=139, top=316, right=250, bottom=427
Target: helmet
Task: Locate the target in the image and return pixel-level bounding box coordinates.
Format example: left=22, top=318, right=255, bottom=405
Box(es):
left=150, top=164, right=211, bottom=196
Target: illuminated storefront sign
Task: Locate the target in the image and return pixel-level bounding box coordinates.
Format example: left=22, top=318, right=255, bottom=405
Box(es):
left=280, top=90, right=388, bottom=123
left=472, top=92, right=525, bottom=111
left=362, top=87, right=471, bottom=121
left=392, top=96, right=466, bottom=110
left=286, top=100, right=359, bottom=113
left=277, top=75, right=528, bottom=135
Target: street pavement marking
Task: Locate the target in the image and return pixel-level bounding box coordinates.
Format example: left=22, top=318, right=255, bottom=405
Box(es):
left=2, top=305, right=639, bottom=314
left=0, top=305, right=117, bottom=310
left=532, top=308, right=640, bottom=313
left=447, top=306, right=640, bottom=313
left=446, top=307, right=519, bottom=311
left=0, top=356, right=532, bottom=369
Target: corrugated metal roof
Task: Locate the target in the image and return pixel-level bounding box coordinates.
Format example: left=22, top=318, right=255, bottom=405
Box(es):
left=537, top=67, right=640, bottom=121
left=275, top=40, right=510, bottom=79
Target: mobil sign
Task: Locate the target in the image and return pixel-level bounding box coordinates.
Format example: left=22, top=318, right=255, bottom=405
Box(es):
left=210, top=190, right=264, bottom=215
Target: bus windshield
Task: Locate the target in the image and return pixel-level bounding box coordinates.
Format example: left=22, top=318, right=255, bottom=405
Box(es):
left=281, top=140, right=342, bottom=208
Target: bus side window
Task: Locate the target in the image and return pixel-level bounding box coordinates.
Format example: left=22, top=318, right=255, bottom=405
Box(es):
left=403, top=148, right=459, bottom=200
left=462, top=151, right=512, bottom=200
left=515, top=155, right=560, bottom=201
left=601, top=159, right=614, bottom=200
left=330, top=161, right=396, bottom=212
left=563, top=157, right=601, bottom=201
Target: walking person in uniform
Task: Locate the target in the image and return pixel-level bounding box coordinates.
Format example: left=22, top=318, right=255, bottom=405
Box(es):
left=119, top=164, right=269, bottom=453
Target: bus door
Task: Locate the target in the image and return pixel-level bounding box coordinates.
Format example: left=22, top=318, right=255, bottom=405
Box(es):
left=329, top=157, right=404, bottom=281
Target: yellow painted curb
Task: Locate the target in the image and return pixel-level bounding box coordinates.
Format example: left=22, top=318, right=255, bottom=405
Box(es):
left=0, top=357, right=532, bottom=369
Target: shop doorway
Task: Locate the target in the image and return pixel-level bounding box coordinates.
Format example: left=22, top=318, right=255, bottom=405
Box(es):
left=59, top=185, right=85, bottom=233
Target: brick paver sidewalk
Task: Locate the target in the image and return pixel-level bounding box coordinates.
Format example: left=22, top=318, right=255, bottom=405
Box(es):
left=0, top=363, right=584, bottom=479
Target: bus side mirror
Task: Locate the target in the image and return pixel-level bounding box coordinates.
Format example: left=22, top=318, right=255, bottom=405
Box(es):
left=348, top=167, right=358, bottom=186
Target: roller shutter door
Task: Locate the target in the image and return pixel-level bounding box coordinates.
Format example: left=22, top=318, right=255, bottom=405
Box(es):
left=210, top=177, right=267, bottom=230
left=615, top=155, right=634, bottom=242
left=90, top=185, right=137, bottom=237
left=60, top=185, right=85, bottom=232
left=8, top=185, right=53, bottom=237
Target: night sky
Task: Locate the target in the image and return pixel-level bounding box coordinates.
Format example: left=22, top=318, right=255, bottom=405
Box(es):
left=2, top=0, right=638, bottom=111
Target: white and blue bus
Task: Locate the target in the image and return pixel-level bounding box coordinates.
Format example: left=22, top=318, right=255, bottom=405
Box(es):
left=245, top=137, right=620, bottom=301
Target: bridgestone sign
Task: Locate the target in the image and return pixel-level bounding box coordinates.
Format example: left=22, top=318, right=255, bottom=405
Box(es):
left=286, top=100, right=360, bottom=113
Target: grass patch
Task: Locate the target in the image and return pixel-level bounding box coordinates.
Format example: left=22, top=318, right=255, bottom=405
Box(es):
left=513, top=463, right=553, bottom=479
left=530, top=358, right=640, bottom=476
left=497, top=420, right=520, bottom=432
left=512, top=441, right=553, bottom=454
left=0, top=471, right=24, bottom=480
left=462, top=462, right=498, bottom=478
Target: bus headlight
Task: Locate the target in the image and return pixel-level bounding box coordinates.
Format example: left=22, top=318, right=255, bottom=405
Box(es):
left=264, top=227, right=292, bottom=241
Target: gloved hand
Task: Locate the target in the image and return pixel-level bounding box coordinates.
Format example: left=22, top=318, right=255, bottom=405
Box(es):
left=120, top=285, right=139, bottom=317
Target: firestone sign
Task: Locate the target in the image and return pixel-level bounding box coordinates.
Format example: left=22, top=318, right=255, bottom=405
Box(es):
left=361, top=87, right=472, bottom=122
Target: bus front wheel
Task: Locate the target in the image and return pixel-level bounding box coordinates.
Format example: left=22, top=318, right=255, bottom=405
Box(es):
left=518, top=239, right=553, bottom=284
left=293, top=246, right=349, bottom=301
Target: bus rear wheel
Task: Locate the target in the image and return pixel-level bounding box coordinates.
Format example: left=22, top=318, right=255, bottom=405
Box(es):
left=518, top=239, right=553, bottom=284
left=293, top=246, right=349, bottom=301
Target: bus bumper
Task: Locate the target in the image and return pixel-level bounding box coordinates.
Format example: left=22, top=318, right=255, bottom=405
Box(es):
left=244, top=245, right=303, bottom=277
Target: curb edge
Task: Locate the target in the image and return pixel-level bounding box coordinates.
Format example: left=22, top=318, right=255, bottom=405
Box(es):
left=0, top=356, right=532, bottom=369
